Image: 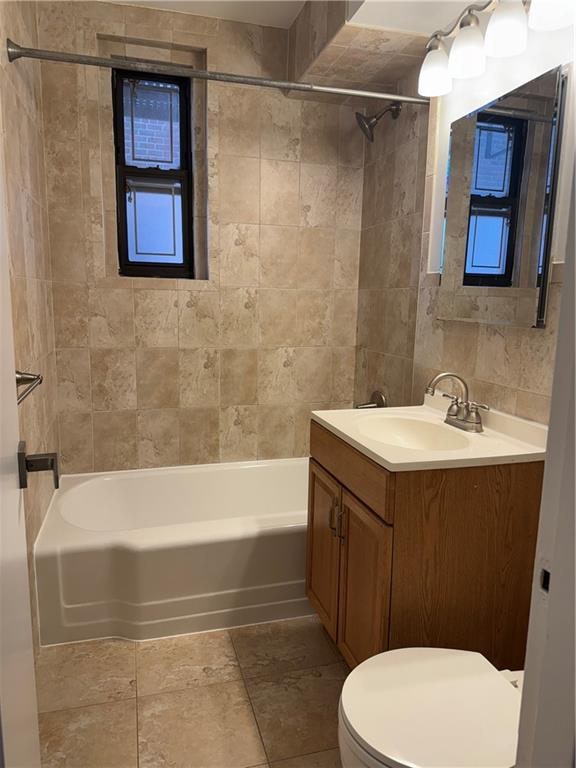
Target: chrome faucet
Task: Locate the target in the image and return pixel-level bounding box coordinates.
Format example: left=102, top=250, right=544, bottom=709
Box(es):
left=425, top=372, right=489, bottom=433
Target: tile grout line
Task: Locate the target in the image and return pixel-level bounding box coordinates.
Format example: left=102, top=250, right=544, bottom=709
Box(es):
left=108, top=657, right=346, bottom=706
left=272, top=745, right=344, bottom=767
left=134, top=641, right=140, bottom=768
left=228, top=628, right=346, bottom=766
left=38, top=694, right=137, bottom=718
left=228, top=629, right=271, bottom=766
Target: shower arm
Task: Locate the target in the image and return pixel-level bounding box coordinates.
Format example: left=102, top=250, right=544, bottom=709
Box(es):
left=373, top=103, right=402, bottom=121
left=6, top=39, right=429, bottom=106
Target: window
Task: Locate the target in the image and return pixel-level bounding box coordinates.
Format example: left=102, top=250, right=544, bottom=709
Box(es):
left=112, top=71, right=194, bottom=278
left=463, top=114, right=526, bottom=287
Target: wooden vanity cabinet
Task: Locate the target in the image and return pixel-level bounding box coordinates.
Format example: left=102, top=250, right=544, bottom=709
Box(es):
left=307, top=421, right=544, bottom=671
left=337, top=491, right=393, bottom=667
left=307, top=461, right=341, bottom=640
left=307, top=460, right=393, bottom=667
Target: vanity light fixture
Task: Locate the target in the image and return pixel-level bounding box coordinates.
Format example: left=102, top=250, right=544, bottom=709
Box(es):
left=418, top=36, right=453, bottom=97
left=485, top=0, right=528, bottom=57
left=528, top=0, right=575, bottom=31
left=418, top=0, right=537, bottom=97
left=449, top=11, right=486, bottom=78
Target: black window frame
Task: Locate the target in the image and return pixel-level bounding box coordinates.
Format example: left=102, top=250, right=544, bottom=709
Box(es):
left=463, top=112, right=527, bottom=288
left=112, top=69, right=194, bottom=279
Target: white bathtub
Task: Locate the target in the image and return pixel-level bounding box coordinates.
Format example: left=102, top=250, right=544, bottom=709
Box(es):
left=35, top=458, right=312, bottom=645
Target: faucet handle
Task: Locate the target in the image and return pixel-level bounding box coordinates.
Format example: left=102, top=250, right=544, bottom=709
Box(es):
left=465, top=401, right=489, bottom=428
left=468, top=401, right=490, bottom=412
left=442, top=392, right=460, bottom=418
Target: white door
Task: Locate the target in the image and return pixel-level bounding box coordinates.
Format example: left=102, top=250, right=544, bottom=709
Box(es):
left=515, top=176, right=575, bottom=767
left=0, top=138, right=41, bottom=763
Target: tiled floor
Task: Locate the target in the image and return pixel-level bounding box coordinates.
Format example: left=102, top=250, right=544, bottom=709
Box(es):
left=36, top=617, right=347, bottom=768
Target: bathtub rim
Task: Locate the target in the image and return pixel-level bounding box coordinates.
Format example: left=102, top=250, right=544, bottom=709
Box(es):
left=54, top=454, right=310, bottom=493
left=35, top=455, right=310, bottom=551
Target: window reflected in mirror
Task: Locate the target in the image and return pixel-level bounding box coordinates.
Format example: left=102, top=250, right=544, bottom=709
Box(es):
left=440, top=67, right=565, bottom=328
left=464, top=115, right=525, bottom=286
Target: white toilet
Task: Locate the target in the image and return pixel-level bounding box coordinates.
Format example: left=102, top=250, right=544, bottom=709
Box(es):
left=338, top=647, right=523, bottom=768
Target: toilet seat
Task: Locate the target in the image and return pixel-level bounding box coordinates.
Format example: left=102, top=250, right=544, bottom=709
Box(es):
left=339, top=647, right=522, bottom=768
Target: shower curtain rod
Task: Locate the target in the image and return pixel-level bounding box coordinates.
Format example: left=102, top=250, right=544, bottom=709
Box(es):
left=6, top=39, right=430, bottom=106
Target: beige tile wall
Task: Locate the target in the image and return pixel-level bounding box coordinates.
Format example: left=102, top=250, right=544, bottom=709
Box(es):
left=0, top=0, right=57, bottom=648
left=40, top=2, right=364, bottom=473
left=355, top=78, right=428, bottom=406
left=287, top=0, right=347, bottom=82
left=412, top=274, right=562, bottom=423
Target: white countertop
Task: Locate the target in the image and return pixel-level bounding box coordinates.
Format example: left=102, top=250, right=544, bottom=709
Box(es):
left=311, top=394, right=547, bottom=472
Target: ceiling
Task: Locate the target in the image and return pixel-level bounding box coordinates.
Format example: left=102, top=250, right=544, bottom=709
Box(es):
left=110, top=0, right=306, bottom=28
left=107, top=1, right=460, bottom=34
left=348, top=1, right=460, bottom=36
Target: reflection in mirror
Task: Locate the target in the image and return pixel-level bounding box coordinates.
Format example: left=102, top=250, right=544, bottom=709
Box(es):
left=440, top=67, right=565, bottom=328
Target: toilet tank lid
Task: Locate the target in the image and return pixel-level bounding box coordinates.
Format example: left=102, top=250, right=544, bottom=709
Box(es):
left=340, top=648, right=521, bottom=768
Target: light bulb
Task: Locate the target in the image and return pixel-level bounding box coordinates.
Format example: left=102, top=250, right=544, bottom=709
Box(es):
left=529, top=0, right=574, bottom=31
left=418, top=39, right=452, bottom=97
left=449, top=13, right=486, bottom=79
left=485, top=0, right=528, bottom=57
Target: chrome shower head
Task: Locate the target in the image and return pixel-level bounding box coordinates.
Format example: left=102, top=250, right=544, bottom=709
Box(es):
left=355, top=112, right=378, bottom=142
left=355, top=102, right=402, bottom=142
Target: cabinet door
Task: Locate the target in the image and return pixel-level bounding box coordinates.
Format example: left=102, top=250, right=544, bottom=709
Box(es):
left=306, top=460, right=342, bottom=641
left=338, top=491, right=393, bottom=667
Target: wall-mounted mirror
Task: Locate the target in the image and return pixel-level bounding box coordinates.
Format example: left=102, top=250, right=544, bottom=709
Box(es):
left=438, top=67, right=566, bottom=328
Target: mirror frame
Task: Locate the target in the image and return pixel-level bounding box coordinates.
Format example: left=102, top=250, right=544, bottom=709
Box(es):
left=535, top=72, right=568, bottom=327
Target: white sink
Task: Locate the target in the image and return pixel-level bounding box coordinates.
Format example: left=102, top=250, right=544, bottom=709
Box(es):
left=311, top=394, right=547, bottom=472
left=357, top=416, right=470, bottom=451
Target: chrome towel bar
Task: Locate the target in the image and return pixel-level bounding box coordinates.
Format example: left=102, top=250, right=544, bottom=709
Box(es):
left=16, top=370, right=43, bottom=405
